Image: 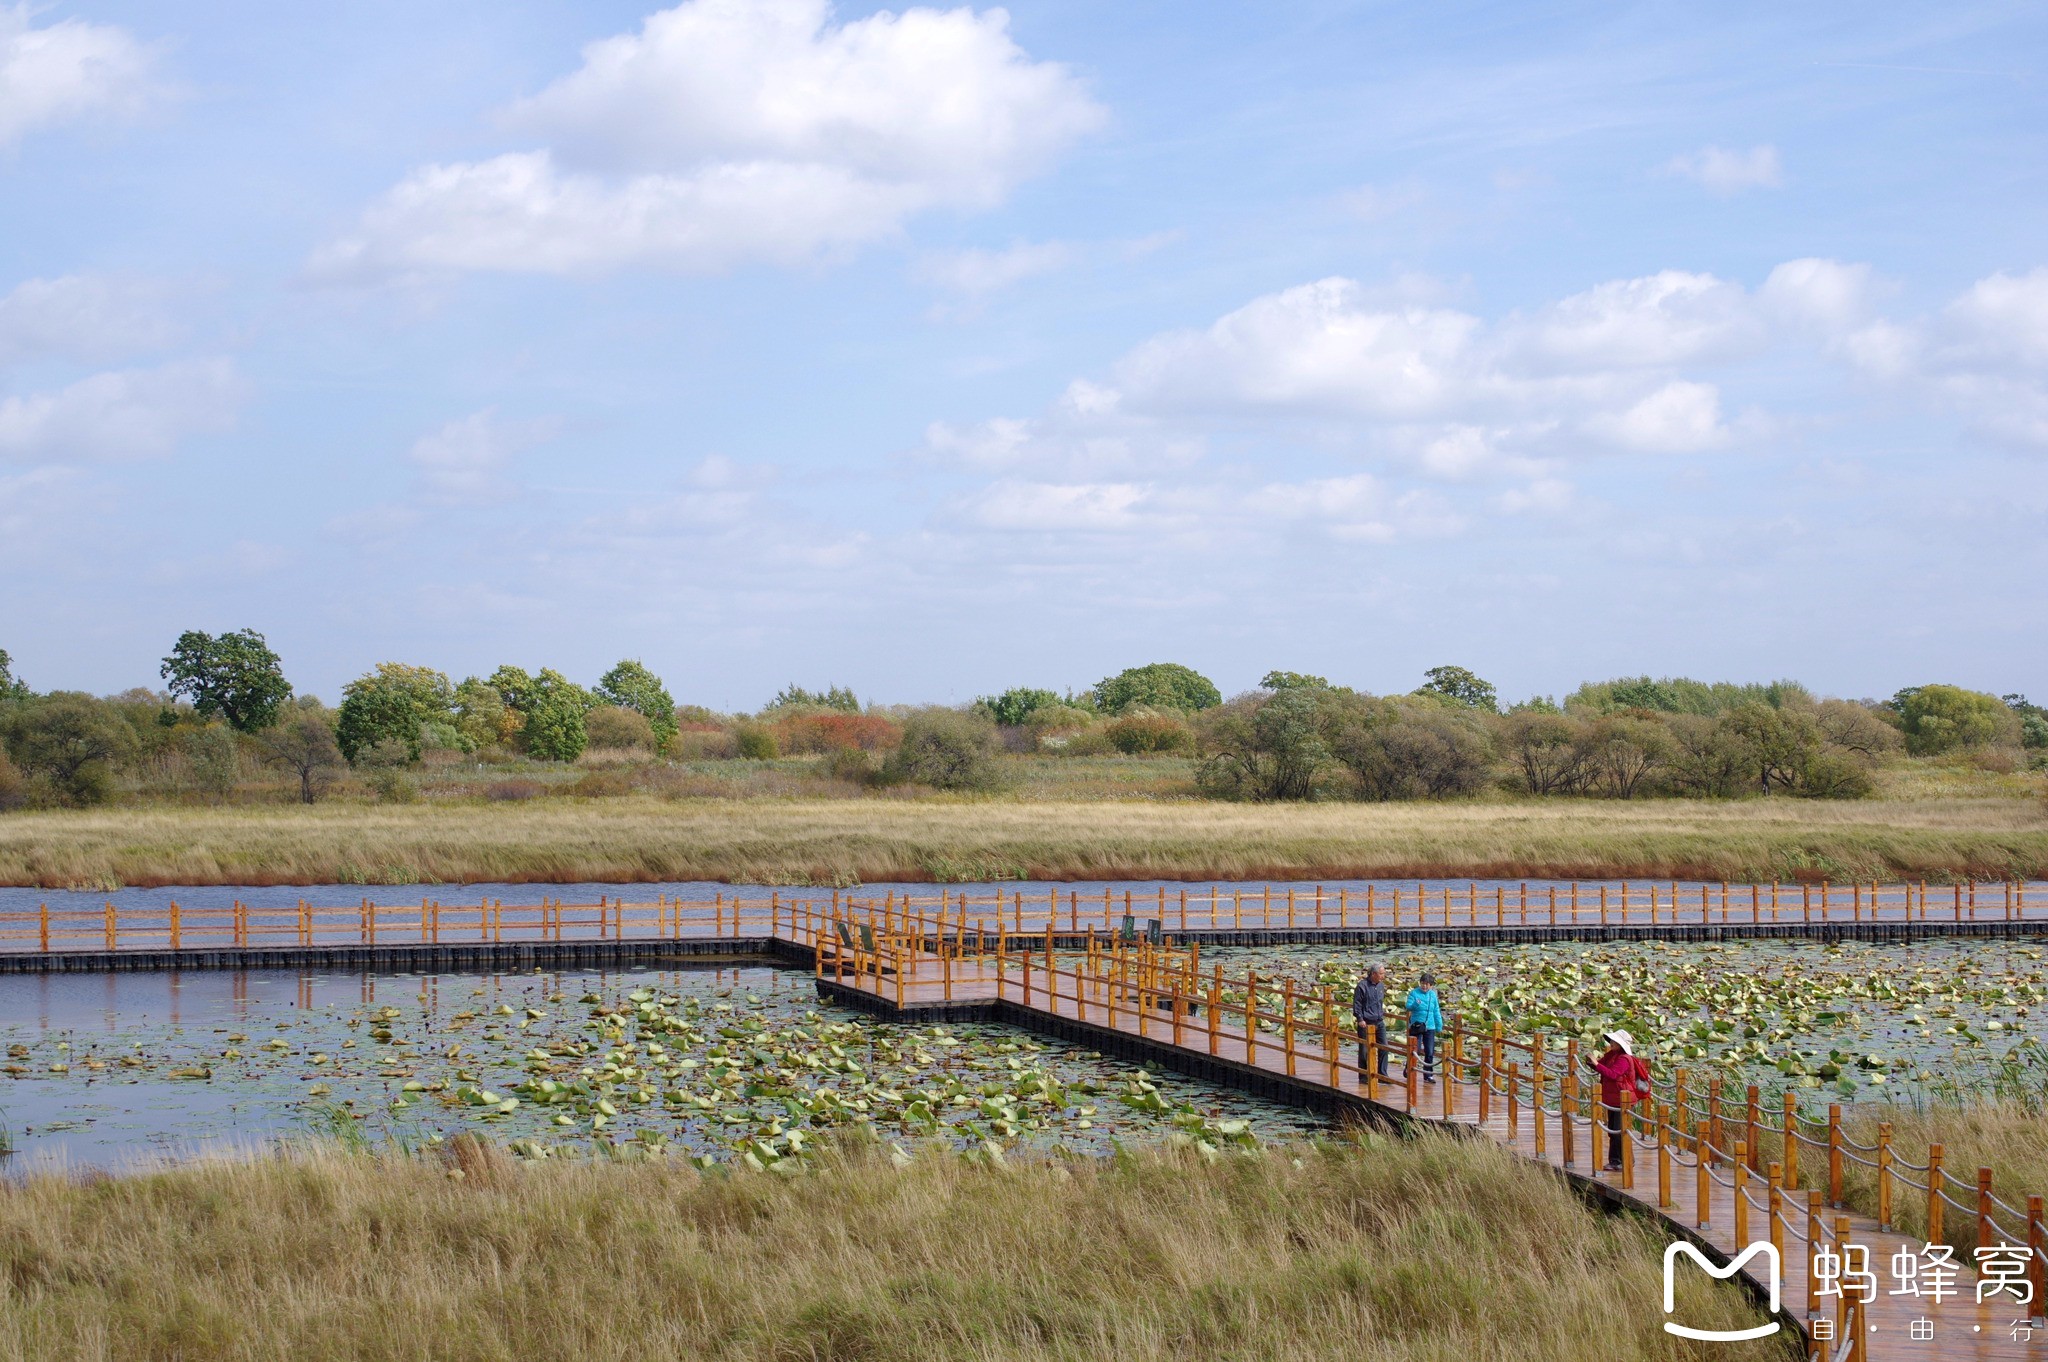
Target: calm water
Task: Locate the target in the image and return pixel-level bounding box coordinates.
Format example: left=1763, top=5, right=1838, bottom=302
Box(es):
left=0, top=959, right=1332, bottom=1172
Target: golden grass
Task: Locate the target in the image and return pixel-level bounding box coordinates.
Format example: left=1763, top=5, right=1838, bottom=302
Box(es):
left=0, top=1135, right=1786, bottom=1362
left=2, top=794, right=2045, bottom=889
left=1842, top=1102, right=2048, bottom=1249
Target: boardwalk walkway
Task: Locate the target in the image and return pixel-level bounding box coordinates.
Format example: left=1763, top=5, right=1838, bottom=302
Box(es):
left=799, top=914, right=2045, bottom=1362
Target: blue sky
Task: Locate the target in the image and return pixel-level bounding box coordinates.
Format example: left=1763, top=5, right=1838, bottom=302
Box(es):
left=2, top=0, right=2043, bottom=709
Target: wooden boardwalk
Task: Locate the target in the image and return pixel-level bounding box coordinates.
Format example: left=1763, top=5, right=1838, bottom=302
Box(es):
left=806, top=927, right=2045, bottom=1362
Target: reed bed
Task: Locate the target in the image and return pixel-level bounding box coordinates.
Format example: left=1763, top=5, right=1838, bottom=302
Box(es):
left=1, top=794, right=2044, bottom=889
left=0, top=1134, right=1785, bottom=1362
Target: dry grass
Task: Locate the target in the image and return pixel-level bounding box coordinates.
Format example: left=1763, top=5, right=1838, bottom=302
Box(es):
left=1840, top=1101, right=2048, bottom=1249
left=0, top=1135, right=1786, bottom=1362
left=2, top=794, right=2045, bottom=889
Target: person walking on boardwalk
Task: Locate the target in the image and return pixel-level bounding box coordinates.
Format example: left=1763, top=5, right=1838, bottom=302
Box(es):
left=1403, top=972, right=1444, bottom=1083
left=1352, top=964, right=1388, bottom=1079
left=1587, top=1029, right=1648, bottom=1171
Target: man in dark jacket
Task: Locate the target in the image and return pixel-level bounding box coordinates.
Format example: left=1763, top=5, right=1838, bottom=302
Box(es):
left=1352, top=965, right=1388, bottom=1079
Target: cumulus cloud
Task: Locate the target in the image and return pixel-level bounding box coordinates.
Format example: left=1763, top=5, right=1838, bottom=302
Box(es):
left=408, top=408, right=560, bottom=502
left=1506, top=271, right=1759, bottom=371
left=0, top=273, right=180, bottom=365
left=0, top=4, right=159, bottom=147
left=1581, top=380, right=1728, bottom=453
left=1661, top=144, right=1783, bottom=194
left=0, top=358, right=244, bottom=464
left=316, top=0, right=1103, bottom=279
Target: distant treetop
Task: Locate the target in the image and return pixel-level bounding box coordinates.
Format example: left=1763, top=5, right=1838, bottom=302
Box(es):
left=767, top=684, right=860, bottom=713
left=159, top=628, right=292, bottom=733
left=978, top=687, right=1061, bottom=726
left=1259, top=671, right=1330, bottom=691
left=1093, top=663, right=1222, bottom=715
left=1414, top=665, right=1498, bottom=713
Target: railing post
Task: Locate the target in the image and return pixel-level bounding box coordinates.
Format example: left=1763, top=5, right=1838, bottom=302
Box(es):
left=1806, top=1191, right=1823, bottom=1321
left=1405, top=1034, right=1418, bottom=1110
left=170, top=901, right=181, bottom=952
left=1656, top=1103, right=1672, bottom=1208
left=1927, top=1144, right=1945, bottom=1245
left=39, top=903, right=48, bottom=952
left=1735, top=1143, right=1750, bottom=1244
left=1782, top=1091, right=1799, bottom=1186
left=1978, top=1167, right=1994, bottom=1253
left=1768, top=1161, right=1785, bottom=1262
left=1281, top=979, right=1296, bottom=1076
left=1206, top=968, right=1220, bottom=1055
left=2028, top=1194, right=2044, bottom=1327
left=1245, top=971, right=1258, bottom=1065
left=1877, top=1122, right=1893, bottom=1231
left=1695, top=1121, right=1711, bottom=1227
left=1621, top=1106, right=1634, bottom=1189
left=1506, top=1060, right=1520, bottom=1140
left=1745, top=1084, right=1761, bottom=1171
left=1827, top=1104, right=1843, bottom=1205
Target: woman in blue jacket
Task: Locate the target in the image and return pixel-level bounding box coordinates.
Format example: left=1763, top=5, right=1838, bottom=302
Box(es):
left=1403, top=972, right=1444, bottom=1083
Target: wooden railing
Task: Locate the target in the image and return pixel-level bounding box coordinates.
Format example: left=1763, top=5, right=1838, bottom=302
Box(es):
left=961, top=931, right=2048, bottom=1341
left=3, top=878, right=2041, bottom=954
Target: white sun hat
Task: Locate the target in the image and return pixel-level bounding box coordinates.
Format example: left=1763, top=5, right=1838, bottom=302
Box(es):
left=1603, top=1029, right=1635, bottom=1055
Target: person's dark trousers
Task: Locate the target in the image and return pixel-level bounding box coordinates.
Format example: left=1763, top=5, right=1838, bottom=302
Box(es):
left=1356, top=1021, right=1389, bottom=1078
left=1411, top=1025, right=1437, bottom=1080
left=1606, top=1106, right=1624, bottom=1167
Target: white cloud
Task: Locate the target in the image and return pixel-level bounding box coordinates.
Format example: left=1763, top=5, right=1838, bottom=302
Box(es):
left=1759, top=258, right=1881, bottom=334
left=317, top=0, right=1103, bottom=279
left=1661, top=144, right=1783, bottom=194
left=407, top=408, right=559, bottom=502
left=0, top=358, right=244, bottom=464
left=0, top=5, right=159, bottom=147
left=914, top=240, right=1075, bottom=297
left=960, top=478, right=1152, bottom=531
left=1582, top=380, right=1727, bottom=453
left=1941, top=268, right=2048, bottom=372
left=1493, top=478, right=1574, bottom=514
left=0, top=274, right=179, bottom=365
left=1507, top=270, right=1759, bottom=371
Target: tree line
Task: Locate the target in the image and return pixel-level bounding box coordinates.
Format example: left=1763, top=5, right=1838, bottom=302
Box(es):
left=0, top=640, right=2039, bottom=809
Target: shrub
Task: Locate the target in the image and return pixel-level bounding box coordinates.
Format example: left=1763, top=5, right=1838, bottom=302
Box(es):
left=1195, top=689, right=1334, bottom=800
left=978, top=687, right=1061, bottom=726
left=1103, top=712, right=1193, bottom=755
left=336, top=663, right=454, bottom=763
left=1587, top=715, right=1672, bottom=798
left=2, top=693, right=135, bottom=807
left=774, top=712, right=902, bottom=754
left=883, top=709, right=1001, bottom=790
left=735, top=726, right=779, bottom=760
left=182, top=724, right=244, bottom=800
left=594, top=660, right=678, bottom=752
left=0, top=749, right=23, bottom=811
left=1331, top=696, right=1492, bottom=800
left=367, top=768, right=419, bottom=804
left=672, top=728, right=740, bottom=760
left=1093, top=663, right=1221, bottom=715
left=766, top=684, right=859, bottom=712
left=822, top=747, right=879, bottom=786
left=484, top=779, right=545, bottom=802
left=1499, top=711, right=1591, bottom=795
left=585, top=705, right=657, bottom=751
left=1890, top=684, right=2017, bottom=755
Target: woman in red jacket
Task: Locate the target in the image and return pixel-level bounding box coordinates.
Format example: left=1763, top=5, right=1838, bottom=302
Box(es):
left=1586, top=1029, right=1646, bottom=1171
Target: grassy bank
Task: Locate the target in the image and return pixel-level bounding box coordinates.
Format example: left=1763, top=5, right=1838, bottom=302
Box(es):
left=2, top=794, right=2045, bottom=889
left=0, top=1136, right=1783, bottom=1362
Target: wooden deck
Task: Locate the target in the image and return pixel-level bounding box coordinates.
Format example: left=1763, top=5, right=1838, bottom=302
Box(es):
left=813, top=943, right=2045, bottom=1362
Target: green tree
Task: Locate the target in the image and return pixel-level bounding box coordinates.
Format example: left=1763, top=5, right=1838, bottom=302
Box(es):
left=1093, top=663, right=1222, bottom=715
left=978, top=687, right=1061, bottom=727
left=1890, top=685, right=2015, bottom=755
left=767, top=684, right=860, bottom=712
left=595, top=660, right=678, bottom=752
left=335, top=664, right=454, bottom=763
left=2, top=694, right=136, bottom=806
left=159, top=629, right=292, bottom=733
left=453, top=677, right=517, bottom=752
left=1196, top=688, right=1334, bottom=800
left=521, top=669, right=593, bottom=762
left=1330, top=695, right=1493, bottom=800
left=1259, top=671, right=1330, bottom=691
left=1415, top=665, right=1498, bottom=713
left=883, top=709, right=1001, bottom=790
left=255, top=706, right=344, bottom=804
left=0, top=648, right=26, bottom=703
left=586, top=704, right=656, bottom=750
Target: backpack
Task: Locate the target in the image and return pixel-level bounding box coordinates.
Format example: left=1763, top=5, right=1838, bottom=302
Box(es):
left=1630, top=1055, right=1652, bottom=1098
